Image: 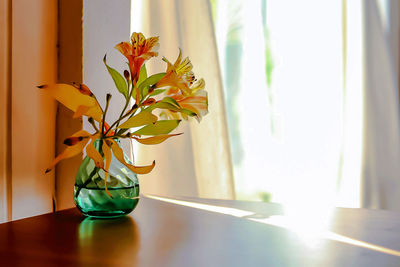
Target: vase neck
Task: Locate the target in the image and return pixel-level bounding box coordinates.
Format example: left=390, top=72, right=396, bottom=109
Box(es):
left=93, top=138, right=121, bottom=151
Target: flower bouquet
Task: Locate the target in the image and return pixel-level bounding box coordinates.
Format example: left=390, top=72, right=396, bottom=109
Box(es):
left=40, top=32, right=208, bottom=218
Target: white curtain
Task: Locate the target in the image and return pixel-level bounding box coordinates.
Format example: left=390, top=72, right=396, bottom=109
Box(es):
left=361, top=0, right=400, bottom=210
left=133, top=0, right=235, bottom=199
left=132, top=0, right=400, bottom=208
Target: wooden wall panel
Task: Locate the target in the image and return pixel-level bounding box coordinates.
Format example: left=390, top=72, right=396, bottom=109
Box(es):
left=11, top=0, right=57, bottom=220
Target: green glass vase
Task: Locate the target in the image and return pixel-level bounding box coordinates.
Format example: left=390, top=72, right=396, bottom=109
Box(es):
left=74, top=139, right=139, bottom=218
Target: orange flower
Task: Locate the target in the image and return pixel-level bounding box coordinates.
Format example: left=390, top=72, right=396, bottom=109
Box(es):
left=115, top=32, right=159, bottom=82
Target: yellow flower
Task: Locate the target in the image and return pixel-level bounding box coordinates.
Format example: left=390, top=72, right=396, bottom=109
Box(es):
left=156, top=49, right=195, bottom=96
left=162, top=78, right=208, bottom=122
left=179, top=91, right=208, bottom=120
left=115, top=32, right=159, bottom=81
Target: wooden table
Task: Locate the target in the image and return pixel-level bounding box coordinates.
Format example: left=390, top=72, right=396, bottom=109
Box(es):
left=1, top=195, right=400, bottom=266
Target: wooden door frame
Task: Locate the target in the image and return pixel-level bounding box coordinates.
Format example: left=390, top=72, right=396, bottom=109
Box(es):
left=55, top=0, right=83, bottom=211
left=0, top=0, right=12, bottom=223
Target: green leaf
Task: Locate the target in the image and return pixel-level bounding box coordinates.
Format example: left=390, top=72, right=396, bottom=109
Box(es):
left=137, top=65, right=147, bottom=88
left=117, top=111, right=158, bottom=129
left=180, top=108, right=197, bottom=117
left=161, top=97, right=181, bottom=108
left=103, top=55, right=128, bottom=99
left=133, top=120, right=181, bottom=136
left=138, top=73, right=166, bottom=98
left=150, top=89, right=166, bottom=96
left=146, top=97, right=181, bottom=112
left=145, top=98, right=196, bottom=118
left=147, top=102, right=181, bottom=112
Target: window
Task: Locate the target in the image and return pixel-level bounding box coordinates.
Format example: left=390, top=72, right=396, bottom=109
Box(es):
left=211, top=0, right=363, bottom=208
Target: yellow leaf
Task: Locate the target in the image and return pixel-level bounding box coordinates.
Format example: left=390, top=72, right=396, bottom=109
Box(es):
left=109, top=140, right=155, bottom=174
left=46, top=138, right=89, bottom=173
left=63, top=130, right=91, bottom=146
left=71, top=130, right=91, bottom=137
left=102, top=140, right=113, bottom=198
left=117, top=111, right=158, bottom=129
left=46, top=130, right=91, bottom=173
left=86, top=106, right=103, bottom=122
left=74, top=83, right=94, bottom=96
left=73, top=105, right=90, bottom=119
left=39, top=84, right=103, bottom=121
left=85, top=136, right=104, bottom=169
left=132, top=133, right=182, bottom=145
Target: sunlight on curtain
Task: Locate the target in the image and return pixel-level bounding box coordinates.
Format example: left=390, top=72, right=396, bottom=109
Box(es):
left=336, top=0, right=363, bottom=208
left=131, top=0, right=235, bottom=198
left=212, top=0, right=363, bottom=209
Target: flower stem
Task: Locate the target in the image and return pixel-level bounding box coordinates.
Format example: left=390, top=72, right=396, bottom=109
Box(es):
left=104, top=104, right=138, bottom=137
left=88, top=117, right=99, bottom=132
left=75, top=167, right=99, bottom=198
left=102, top=94, right=112, bottom=137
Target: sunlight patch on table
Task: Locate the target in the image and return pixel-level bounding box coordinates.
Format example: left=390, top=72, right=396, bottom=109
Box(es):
left=147, top=195, right=400, bottom=257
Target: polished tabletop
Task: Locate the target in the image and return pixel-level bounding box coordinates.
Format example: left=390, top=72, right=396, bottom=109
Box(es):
left=1, top=195, right=400, bottom=266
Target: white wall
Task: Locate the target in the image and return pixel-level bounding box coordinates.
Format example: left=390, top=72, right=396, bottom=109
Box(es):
left=83, top=0, right=131, bottom=152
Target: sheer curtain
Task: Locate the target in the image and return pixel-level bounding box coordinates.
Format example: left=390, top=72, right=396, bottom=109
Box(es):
left=211, top=0, right=400, bottom=210
left=213, top=0, right=360, bottom=209
left=132, top=0, right=235, bottom=199
left=361, top=0, right=400, bottom=210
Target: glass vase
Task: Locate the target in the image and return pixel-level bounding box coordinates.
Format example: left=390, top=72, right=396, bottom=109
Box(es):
left=74, top=139, right=139, bottom=218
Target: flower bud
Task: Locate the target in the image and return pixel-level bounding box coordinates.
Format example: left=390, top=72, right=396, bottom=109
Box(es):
left=124, top=70, right=130, bottom=81
left=142, top=98, right=156, bottom=106
left=64, top=136, right=84, bottom=146
left=106, top=93, right=112, bottom=102
left=148, top=85, right=156, bottom=94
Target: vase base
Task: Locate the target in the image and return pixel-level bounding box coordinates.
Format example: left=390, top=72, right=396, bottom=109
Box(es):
left=78, top=208, right=134, bottom=218
left=74, top=185, right=139, bottom=218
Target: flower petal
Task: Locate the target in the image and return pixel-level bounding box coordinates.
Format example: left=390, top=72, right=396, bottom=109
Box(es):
left=191, top=78, right=205, bottom=93
left=179, top=90, right=208, bottom=120
left=114, top=41, right=132, bottom=58
left=176, top=57, right=193, bottom=76
left=156, top=72, right=191, bottom=95
left=173, top=48, right=183, bottom=69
